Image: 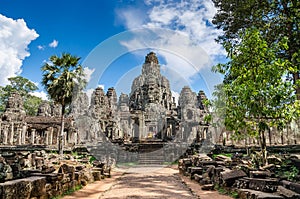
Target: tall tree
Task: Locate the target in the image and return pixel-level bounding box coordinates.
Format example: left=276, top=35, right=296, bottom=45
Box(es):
left=212, top=0, right=300, bottom=98
left=41, top=53, right=86, bottom=154
left=0, top=76, right=42, bottom=115
left=213, top=28, right=297, bottom=165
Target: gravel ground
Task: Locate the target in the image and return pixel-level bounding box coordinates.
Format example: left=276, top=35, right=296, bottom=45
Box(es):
left=63, top=165, right=233, bottom=199
left=99, top=166, right=199, bottom=199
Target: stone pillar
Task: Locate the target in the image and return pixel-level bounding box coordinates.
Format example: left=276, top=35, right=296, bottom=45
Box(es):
left=18, top=128, right=22, bottom=145
left=31, top=129, right=36, bottom=144
left=74, top=131, right=78, bottom=145
left=45, top=130, right=49, bottom=145
left=22, top=125, right=27, bottom=144
left=139, top=113, right=144, bottom=140
left=3, top=126, right=8, bottom=145
left=49, top=127, right=53, bottom=145
left=10, top=122, right=14, bottom=145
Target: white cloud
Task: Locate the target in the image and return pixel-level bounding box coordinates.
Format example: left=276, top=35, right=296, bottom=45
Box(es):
left=37, top=45, right=45, bottom=50
left=119, top=29, right=211, bottom=85
left=0, top=14, right=39, bottom=86
left=83, top=67, right=95, bottom=82
left=30, top=91, right=48, bottom=100
left=116, top=7, right=147, bottom=29
left=49, top=39, right=58, bottom=48
left=118, top=0, right=226, bottom=96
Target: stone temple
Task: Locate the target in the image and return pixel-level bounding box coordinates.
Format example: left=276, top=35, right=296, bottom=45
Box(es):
left=0, top=52, right=209, bottom=149
left=1, top=52, right=298, bottom=157
left=82, top=52, right=210, bottom=144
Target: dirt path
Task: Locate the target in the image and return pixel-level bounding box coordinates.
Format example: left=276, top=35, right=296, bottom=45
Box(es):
left=63, top=166, right=233, bottom=199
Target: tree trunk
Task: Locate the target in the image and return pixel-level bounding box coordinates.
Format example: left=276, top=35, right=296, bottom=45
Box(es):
left=268, top=128, right=272, bottom=146
left=59, top=105, right=65, bottom=155
left=259, top=130, right=267, bottom=166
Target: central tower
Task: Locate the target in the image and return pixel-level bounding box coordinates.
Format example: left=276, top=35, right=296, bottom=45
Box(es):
left=129, top=52, right=173, bottom=111
left=129, top=52, right=174, bottom=140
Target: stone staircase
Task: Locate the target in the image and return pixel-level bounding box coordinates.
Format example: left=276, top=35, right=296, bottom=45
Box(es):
left=138, top=143, right=165, bottom=165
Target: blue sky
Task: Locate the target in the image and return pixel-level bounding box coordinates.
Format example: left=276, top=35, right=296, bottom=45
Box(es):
left=0, top=0, right=225, bottom=101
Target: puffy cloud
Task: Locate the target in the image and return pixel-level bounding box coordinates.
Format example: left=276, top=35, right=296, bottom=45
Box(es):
left=49, top=39, right=58, bottom=48
left=117, top=0, right=224, bottom=93
left=83, top=67, right=95, bottom=82
left=0, top=14, right=39, bottom=86
left=30, top=91, right=48, bottom=100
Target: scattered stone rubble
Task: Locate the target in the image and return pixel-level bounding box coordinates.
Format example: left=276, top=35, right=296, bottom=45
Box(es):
left=179, top=153, right=300, bottom=199
left=0, top=149, right=112, bottom=199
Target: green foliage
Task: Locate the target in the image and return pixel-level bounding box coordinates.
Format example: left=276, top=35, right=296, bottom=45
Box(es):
left=50, top=184, right=83, bottom=199
left=284, top=166, right=299, bottom=181
left=24, top=95, right=42, bottom=116
left=214, top=183, right=239, bottom=198
left=41, top=53, right=87, bottom=111
left=0, top=76, right=42, bottom=115
left=213, top=28, right=298, bottom=165
left=276, top=158, right=299, bottom=181
left=41, top=53, right=87, bottom=154
left=212, top=0, right=300, bottom=98
left=89, top=155, right=97, bottom=164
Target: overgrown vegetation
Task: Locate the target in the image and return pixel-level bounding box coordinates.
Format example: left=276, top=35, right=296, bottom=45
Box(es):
left=50, top=184, right=83, bottom=199
left=210, top=0, right=300, bottom=168
left=214, top=183, right=239, bottom=198
left=275, top=158, right=299, bottom=181
left=0, top=76, right=42, bottom=115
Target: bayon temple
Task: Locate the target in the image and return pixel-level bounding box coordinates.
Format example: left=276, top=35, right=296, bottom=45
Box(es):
left=0, top=52, right=210, bottom=150
left=0, top=52, right=298, bottom=152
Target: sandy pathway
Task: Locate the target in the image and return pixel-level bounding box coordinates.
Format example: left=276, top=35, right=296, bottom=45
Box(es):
left=99, top=166, right=198, bottom=199
left=63, top=166, right=233, bottom=199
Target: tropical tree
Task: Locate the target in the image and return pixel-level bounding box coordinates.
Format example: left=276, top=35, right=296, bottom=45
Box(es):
left=41, top=53, right=86, bottom=154
left=0, top=76, right=42, bottom=115
left=212, top=0, right=300, bottom=98
left=213, top=28, right=298, bottom=165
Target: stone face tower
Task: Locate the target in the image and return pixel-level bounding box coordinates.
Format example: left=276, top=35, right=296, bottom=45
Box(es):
left=129, top=52, right=173, bottom=111
left=128, top=52, right=174, bottom=140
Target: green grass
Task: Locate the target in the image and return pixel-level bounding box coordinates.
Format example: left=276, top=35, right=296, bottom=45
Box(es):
left=50, top=184, right=83, bottom=199
left=214, top=184, right=239, bottom=198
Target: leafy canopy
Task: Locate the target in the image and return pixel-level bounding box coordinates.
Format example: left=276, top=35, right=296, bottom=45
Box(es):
left=41, top=53, right=86, bottom=111
left=0, top=76, right=41, bottom=115
left=213, top=28, right=297, bottom=139
left=212, top=0, right=300, bottom=98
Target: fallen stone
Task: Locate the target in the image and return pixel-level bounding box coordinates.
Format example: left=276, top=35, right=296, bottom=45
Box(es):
left=281, top=180, right=300, bottom=194
left=92, top=171, right=102, bottom=181
left=220, top=169, right=247, bottom=186
left=277, top=185, right=300, bottom=199
left=215, top=155, right=232, bottom=162
left=0, top=176, right=46, bottom=199
left=41, top=165, right=55, bottom=174
left=249, top=170, right=271, bottom=178
left=201, top=184, right=214, bottom=190
left=194, top=174, right=202, bottom=182
left=238, top=188, right=284, bottom=199
left=248, top=177, right=278, bottom=192
left=190, top=167, right=203, bottom=179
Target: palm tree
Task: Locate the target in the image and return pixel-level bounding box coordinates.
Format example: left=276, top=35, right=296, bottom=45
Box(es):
left=41, top=53, right=86, bottom=155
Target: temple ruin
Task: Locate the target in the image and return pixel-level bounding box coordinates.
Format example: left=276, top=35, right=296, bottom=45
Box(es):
left=0, top=52, right=299, bottom=151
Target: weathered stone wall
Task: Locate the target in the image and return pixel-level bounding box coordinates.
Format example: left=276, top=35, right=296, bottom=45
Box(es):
left=0, top=149, right=111, bottom=199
